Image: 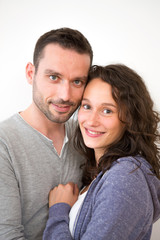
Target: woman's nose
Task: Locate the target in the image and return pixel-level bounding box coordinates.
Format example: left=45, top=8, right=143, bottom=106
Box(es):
left=87, top=111, right=100, bottom=126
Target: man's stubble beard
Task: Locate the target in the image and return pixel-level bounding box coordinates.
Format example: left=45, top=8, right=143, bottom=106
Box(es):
left=32, top=81, right=80, bottom=123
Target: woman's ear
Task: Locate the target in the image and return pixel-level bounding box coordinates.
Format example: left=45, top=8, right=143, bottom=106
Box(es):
left=25, top=62, right=35, bottom=85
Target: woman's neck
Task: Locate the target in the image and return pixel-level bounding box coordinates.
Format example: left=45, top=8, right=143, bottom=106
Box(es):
left=94, top=149, right=105, bottom=164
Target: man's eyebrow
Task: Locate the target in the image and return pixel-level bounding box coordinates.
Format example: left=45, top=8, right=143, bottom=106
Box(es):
left=44, top=69, right=62, bottom=76
left=74, top=76, right=88, bottom=82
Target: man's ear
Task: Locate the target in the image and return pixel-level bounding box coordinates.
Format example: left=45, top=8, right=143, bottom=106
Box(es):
left=26, top=62, right=35, bottom=85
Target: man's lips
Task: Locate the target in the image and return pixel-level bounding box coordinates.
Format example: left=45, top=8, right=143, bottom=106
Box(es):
left=52, top=103, right=71, bottom=113
left=85, top=128, right=105, bottom=137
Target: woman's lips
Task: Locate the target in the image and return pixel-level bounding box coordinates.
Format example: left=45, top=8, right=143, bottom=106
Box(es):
left=85, top=128, right=105, bottom=137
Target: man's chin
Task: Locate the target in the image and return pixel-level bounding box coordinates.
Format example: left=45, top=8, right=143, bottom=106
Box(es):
left=47, top=112, right=73, bottom=124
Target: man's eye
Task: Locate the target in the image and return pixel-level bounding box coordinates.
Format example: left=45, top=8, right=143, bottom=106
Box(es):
left=49, top=75, right=58, bottom=81
left=74, top=80, right=83, bottom=86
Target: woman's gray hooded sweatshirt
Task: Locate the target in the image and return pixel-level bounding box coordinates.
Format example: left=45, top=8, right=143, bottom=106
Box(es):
left=43, top=156, right=160, bottom=240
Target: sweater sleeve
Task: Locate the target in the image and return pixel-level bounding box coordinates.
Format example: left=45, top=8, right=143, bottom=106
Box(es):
left=0, top=140, right=26, bottom=239
left=43, top=203, right=73, bottom=240
left=77, top=160, right=153, bottom=240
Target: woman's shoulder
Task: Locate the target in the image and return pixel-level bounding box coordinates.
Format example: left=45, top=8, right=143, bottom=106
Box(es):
left=98, top=156, right=153, bottom=187
left=110, top=155, right=152, bottom=174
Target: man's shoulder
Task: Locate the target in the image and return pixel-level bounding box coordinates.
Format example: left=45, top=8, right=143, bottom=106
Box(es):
left=0, top=113, right=13, bottom=126
left=0, top=113, right=19, bottom=127
left=0, top=113, right=24, bottom=138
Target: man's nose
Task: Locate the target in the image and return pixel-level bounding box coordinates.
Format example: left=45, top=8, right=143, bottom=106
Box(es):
left=58, top=81, right=71, bottom=102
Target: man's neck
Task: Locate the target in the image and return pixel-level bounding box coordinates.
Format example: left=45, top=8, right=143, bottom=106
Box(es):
left=20, top=105, right=66, bottom=155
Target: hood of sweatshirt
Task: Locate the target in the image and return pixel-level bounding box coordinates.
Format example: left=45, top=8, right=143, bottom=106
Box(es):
left=118, top=156, right=160, bottom=223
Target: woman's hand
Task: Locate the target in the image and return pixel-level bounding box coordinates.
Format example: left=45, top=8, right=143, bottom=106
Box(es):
left=49, top=182, right=79, bottom=208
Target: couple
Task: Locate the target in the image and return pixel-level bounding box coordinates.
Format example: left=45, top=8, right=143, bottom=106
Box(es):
left=0, top=27, right=159, bottom=240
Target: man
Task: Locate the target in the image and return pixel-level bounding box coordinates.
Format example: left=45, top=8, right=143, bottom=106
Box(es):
left=0, top=28, right=93, bottom=239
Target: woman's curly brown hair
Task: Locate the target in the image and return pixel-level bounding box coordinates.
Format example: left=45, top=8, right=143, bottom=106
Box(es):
left=74, top=64, right=160, bottom=185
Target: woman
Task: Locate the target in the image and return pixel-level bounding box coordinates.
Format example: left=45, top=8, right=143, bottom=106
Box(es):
left=43, top=64, right=160, bottom=240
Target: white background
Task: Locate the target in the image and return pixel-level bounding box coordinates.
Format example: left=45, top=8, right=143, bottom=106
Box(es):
left=0, top=0, right=160, bottom=238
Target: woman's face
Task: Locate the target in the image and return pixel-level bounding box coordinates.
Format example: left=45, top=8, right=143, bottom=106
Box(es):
left=78, top=78, right=125, bottom=160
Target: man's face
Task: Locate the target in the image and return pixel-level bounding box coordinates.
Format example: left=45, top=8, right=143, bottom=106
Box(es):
left=28, top=44, right=91, bottom=123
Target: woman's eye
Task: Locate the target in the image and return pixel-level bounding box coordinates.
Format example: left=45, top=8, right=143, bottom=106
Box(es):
left=49, top=75, right=58, bottom=81
left=103, top=109, right=112, bottom=114
left=83, top=104, right=90, bottom=110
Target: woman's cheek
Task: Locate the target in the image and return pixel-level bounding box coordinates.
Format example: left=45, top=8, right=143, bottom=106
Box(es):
left=78, top=108, right=84, bottom=123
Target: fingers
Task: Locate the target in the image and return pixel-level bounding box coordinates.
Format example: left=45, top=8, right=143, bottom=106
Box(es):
left=73, top=183, right=79, bottom=196
left=64, top=182, right=79, bottom=194
left=48, top=182, right=79, bottom=208
left=51, top=182, right=79, bottom=194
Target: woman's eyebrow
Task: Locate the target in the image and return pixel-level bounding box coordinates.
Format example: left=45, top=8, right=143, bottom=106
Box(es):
left=101, top=103, right=117, bottom=108
left=82, top=99, right=116, bottom=108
